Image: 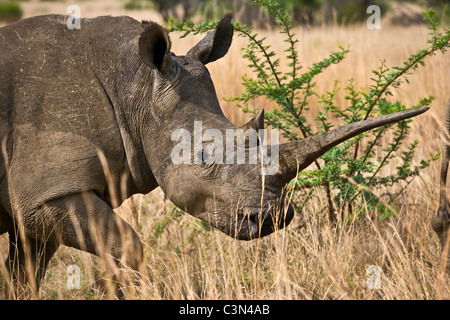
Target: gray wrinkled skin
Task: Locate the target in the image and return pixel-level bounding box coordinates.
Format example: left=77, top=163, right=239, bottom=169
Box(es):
left=0, top=14, right=430, bottom=293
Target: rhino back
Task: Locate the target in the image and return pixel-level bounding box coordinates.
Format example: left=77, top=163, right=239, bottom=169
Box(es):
left=0, top=15, right=143, bottom=211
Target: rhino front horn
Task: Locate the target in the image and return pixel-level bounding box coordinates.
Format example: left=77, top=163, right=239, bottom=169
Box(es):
left=268, top=106, right=429, bottom=187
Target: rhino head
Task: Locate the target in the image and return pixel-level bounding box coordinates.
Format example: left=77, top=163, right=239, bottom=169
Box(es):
left=136, top=15, right=428, bottom=240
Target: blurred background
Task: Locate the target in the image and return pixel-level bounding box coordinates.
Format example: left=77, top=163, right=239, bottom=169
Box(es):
left=0, top=0, right=449, bottom=27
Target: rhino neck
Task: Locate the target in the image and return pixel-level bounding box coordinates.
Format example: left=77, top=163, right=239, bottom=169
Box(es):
left=90, top=43, right=160, bottom=195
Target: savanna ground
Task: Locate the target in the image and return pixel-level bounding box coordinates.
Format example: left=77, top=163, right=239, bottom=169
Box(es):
left=0, top=0, right=449, bottom=299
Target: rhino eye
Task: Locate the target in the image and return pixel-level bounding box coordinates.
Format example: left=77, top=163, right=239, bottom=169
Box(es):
left=203, top=149, right=210, bottom=162
left=194, top=148, right=212, bottom=165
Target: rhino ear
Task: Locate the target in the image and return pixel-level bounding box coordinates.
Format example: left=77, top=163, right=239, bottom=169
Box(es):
left=139, top=21, right=173, bottom=74
left=187, top=14, right=233, bottom=64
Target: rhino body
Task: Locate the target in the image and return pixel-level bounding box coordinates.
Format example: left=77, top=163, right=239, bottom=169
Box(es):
left=0, top=14, right=429, bottom=295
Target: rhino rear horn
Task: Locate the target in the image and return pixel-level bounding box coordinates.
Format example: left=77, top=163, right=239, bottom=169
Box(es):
left=187, top=14, right=234, bottom=64
left=139, top=21, right=173, bottom=74
left=235, top=109, right=265, bottom=147
left=240, top=109, right=265, bottom=131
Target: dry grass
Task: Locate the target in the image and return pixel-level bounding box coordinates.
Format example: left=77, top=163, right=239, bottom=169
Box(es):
left=1, top=3, right=450, bottom=299
left=6, top=181, right=447, bottom=300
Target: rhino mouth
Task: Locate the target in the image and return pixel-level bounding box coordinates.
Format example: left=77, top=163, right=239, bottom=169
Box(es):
left=233, top=201, right=295, bottom=240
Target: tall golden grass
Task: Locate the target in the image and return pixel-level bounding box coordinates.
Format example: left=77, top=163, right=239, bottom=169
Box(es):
left=0, top=23, right=449, bottom=299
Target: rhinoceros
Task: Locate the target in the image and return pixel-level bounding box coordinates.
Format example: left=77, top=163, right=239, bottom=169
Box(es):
left=433, top=98, right=450, bottom=271
left=0, top=14, right=429, bottom=295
